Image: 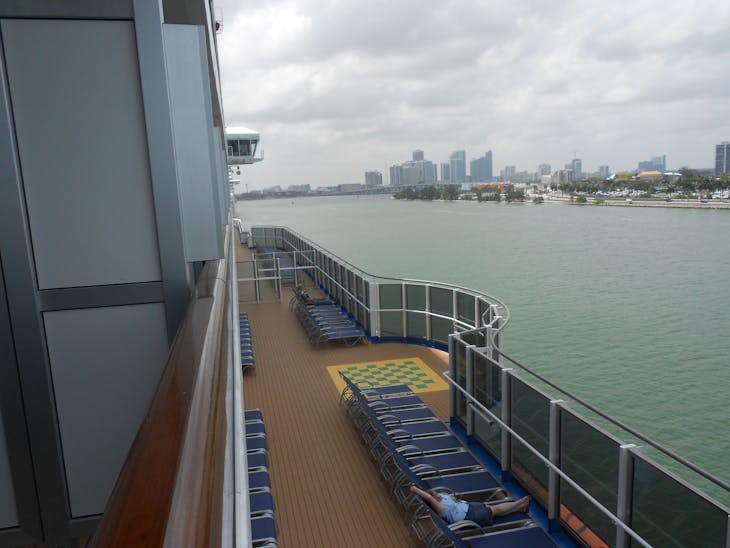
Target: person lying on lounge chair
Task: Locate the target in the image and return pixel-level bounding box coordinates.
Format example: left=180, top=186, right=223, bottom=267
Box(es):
left=409, top=485, right=530, bottom=527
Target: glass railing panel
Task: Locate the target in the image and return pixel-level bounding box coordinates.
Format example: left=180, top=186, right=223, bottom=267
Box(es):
left=406, top=284, right=426, bottom=311
left=379, top=284, right=403, bottom=309
left=457, top=292, right=476, bottom=325
left=429, top=286, right=453, bottom=317
left=430, top=316, right=452, bottom=345
left=460, top=331, right=484, bottom=347
left=379, top=311, right=403, bottom=337
left=630, top=453, right=729, bottom=548
left=472, top=352, right=502, bottom=458
left=559, top=409, right=620, bottom=546
left=406, top=312, right=426, bottom=339
left=510, top=376, right=550, bottom=504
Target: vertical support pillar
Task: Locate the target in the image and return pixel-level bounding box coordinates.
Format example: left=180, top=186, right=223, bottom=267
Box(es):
left=134, top=0, right=191, bottom=342
left=253, top=260, right=260, bottom=302
left=548, top=399, right=564, bottom=521
left=500, top=368, right=513, bottom=474
left=401, top=284, right=407, bottom=338
left=369, top=282, right=380, bottom=337
left=425, top=285, right=431, bottom=341
left=465, top=345, right=475, bottom=436
left=616, top=443, right=637, bottom=548
left=448, top=334, right=456, bottom=419
left=275, top=257, right=281, bottom=300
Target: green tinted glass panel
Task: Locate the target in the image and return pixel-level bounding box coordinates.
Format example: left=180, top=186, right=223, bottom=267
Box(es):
left=380, top=311, right=403, bottom=337
left=430, top=287, right=453, bottom=316
left=454, top=339, right=468, bottom=421
left=460, top=331, right=484, bottom=347
left=630, top=456, right=728, bottom=548
left=511, top=378, right=550, bottom=499
left=457, top=293, right=476, bottom=325
left=406, top=284, right=427, bottom=311
left=430, top=316, right=452, bottom=344
left=379, top=284, right=402, bottom=309
left=473, top=353, right=502, bottom=458
left=560, top=411, right=620, bottom=545
left=406, top=312, right=427, bottom=339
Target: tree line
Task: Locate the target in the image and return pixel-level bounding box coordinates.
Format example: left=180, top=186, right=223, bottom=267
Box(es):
left=394, top=185, right=527, bottom=202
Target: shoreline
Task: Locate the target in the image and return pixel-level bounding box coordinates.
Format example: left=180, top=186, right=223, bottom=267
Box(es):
left=541, top=197, right=730, bottom=209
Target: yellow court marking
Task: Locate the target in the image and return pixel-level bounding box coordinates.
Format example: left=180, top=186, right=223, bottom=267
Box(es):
left=327, top=357, right=448, bottom=395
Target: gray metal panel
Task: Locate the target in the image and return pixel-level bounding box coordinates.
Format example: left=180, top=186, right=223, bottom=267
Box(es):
left=0, top=406, right=18, bottom=529
left=163, top=24, right=224, bottom=261
left=44, top=303, right=169, bottom=517
left=0, top=1, right=133, bottom=19
left=0, top=25, right=71, bottom=542
left=39, top=282, right=164, bottom=312
left=2, top=19, right=162, bottom=289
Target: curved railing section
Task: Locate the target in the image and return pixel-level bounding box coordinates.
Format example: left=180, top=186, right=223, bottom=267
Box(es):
left=248, top=225, right=510, bottom=349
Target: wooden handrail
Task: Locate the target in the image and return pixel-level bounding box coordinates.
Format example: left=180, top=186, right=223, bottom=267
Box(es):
left=91, top=244, right=230, bottom=547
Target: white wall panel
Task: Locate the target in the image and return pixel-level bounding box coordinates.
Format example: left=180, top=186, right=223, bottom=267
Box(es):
left=0, top=407, right=19, bottom=529
left=44, top=304, right=169, bottom=517
left=164, top=24, right=224, bottom=261
left=1, top=19, right=162, bottom=289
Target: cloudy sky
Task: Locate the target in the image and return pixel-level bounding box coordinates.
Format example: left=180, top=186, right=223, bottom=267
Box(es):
left=216, top=0, right=730, bottom=189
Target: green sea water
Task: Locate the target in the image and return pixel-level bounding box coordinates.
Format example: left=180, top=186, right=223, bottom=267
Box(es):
left=236, top=195, right=730, bottom=505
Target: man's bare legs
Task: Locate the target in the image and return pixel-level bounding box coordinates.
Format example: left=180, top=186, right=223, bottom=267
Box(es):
left=490, top=496, right=531, bottom=517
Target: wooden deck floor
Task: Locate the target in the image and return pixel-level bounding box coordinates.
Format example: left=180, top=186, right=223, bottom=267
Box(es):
left=237, top=243, right=451, bottom=547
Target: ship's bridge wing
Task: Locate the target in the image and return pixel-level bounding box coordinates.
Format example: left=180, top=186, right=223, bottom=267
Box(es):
left=225, top=126, right=262, bottom=164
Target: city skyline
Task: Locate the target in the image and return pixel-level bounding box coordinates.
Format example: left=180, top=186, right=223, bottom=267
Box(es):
left=217, top=0, right=730, bottom=189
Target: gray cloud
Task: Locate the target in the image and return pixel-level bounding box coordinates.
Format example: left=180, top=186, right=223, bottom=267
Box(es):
left=217, top=0, right=730, bottom=188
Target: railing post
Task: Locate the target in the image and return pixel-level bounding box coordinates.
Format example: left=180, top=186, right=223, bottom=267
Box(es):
left=425, top=285, right=431, bottom=341
left=548, top=399, right=564, bottom=522
left=500, top=368, right=513, bottom=475
left=465, top=345, right=476, bottom=436
left=370, top=282, right=380, bottom=337
left=402, top=283, right=407, bottom=338
left=253, top=260, right=260, bottom=302
left=491, top=315, right=502, bottom=363
left=616, top=444, right=637, bottom=548
left=275, top=257, right=282, bottom=300
left=448, top=334, right=457, bottom=419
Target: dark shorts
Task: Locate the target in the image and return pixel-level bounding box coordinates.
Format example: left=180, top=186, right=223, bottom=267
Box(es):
left=465, top=502, right=493, bottom=526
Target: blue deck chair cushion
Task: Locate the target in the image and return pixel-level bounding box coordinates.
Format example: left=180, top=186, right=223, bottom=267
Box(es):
left=466, top=524, right=556, bottom=547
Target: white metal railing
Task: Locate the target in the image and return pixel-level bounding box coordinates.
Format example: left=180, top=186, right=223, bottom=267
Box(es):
left=245, top=226, right=509, bottom=343
left=443, top=371, right=653, bottom=548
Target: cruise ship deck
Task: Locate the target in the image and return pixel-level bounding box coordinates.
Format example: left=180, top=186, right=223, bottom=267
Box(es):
left=236, top=241, right=450, bottom=547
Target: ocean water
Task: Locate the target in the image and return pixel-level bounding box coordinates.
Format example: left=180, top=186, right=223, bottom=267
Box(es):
left=236, top=195, right=730, bottom=504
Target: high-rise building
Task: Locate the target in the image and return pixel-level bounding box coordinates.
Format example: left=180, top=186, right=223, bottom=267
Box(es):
left=502, top=165, right=517, bottom=180
left=470, top=151, right=493, bottom=183
left=389, top=164, right=403, bottom=186
left=449, top=150, right=466, bottom=183
left=599, top=165, right=610, bottom=179
left=570, top=158, right=582, bottom=180
left=440, top=163, right=450, bottom=183
left=538, top=163, right=551, bottom=176
left=715, top=142, right=729, bottom=175
left=365, top=171, right=383, bottom=186
left=412, top=149, right=424, bottom=162
left=638, top=155, right=666, bottom=172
